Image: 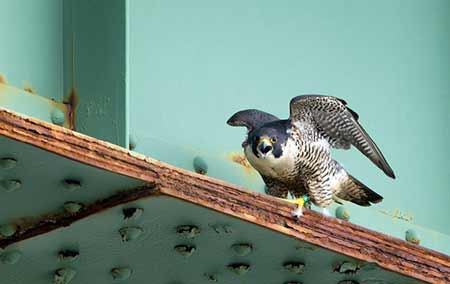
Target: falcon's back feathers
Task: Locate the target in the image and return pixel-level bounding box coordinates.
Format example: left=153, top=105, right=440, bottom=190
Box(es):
left=289, top=95, right=395, bottom=179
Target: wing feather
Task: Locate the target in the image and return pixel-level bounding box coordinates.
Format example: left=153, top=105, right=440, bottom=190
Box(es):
left=227, top=109, right=279, bottom=131
left=289, top=95, right=395, bottom=178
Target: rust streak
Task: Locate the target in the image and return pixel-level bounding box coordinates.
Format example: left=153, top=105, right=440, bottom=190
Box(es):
left=64, top=87, right=78, bottom=130
left=0, top=184, right=158, bottom=248
left=0, top=74, right=7, bottom=84
left=23, top=84, right=37, bottom=95
left=228, top=152, right=255, bottom=175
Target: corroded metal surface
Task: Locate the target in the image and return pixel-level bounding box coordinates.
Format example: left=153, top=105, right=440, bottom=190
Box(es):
left=0, top=108, right=448, bottom=283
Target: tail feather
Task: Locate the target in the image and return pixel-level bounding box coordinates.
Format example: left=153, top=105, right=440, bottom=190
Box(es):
left=335, top=174, right=383, bottom=207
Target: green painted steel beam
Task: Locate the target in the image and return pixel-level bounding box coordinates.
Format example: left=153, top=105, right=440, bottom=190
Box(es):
left=0, top=0, right=448, bottom=260
left=0, top=130, right=423, bottom=284
left=0, top=83, right=70, bottom=127
left=128, top=0, right=450, bottom=243
left=0, top=0, right=64, bottom=101
left=63, top=0, right=128, bottom=147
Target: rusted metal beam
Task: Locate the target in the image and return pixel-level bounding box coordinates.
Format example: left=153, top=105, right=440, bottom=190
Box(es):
left=0, top=107, right=449, bottom=284
left=0, top=184, right=157, bottom=248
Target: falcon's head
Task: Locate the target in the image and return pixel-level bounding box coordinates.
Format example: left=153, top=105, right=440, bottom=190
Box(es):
left=227, top=109, right=290, bottom=159
left=247, top=121, right=289, bottom=159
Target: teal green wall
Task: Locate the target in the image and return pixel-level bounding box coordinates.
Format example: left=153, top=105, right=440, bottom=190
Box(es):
left=129, top=0, right=450, bottom=241
left=0, top=0, right=63, bottom=100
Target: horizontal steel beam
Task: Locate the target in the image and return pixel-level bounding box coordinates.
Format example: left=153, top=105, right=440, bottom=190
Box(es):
left=0, top=107, right=448, bottom=284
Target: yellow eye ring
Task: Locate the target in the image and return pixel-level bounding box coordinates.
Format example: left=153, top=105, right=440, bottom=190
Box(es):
left=270, top=137, right=277, bottom=144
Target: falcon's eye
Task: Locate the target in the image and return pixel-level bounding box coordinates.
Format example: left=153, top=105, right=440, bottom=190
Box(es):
left=270, top=137, right=277, bottom=144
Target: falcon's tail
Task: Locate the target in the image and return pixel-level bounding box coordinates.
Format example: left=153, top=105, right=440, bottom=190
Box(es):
left=335, top=174, right=383, bottom=207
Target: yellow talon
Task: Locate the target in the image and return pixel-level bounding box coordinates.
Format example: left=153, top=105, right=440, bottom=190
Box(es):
left=283, top=198, right=305, bottom=208
left=279, top=196, right=308, bottom=218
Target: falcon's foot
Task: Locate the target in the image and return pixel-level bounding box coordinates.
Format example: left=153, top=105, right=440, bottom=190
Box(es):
left=283, top=195, right=309, bottom=218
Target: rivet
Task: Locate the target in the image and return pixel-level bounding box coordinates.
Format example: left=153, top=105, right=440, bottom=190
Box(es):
left=63, top=202, right=84, bottom=214
left=111, top=267, right=132, bottom=280
left=0, top=224, right=17, bottom=237
left=62, top=179, right=82, bottom=192
left=51, top=109, right=65, bottom=126
left=405, top=229, right=420, bottom=245
left=119, top=226, right=144, bottom=242
left=0, top=158, right=17, bottom=170
left=283, top=262, right=305, bottom=274
left=193, top=156, right=208, bottom=175
left=285, top=281, right=303, bottom=284
left=0, top=250, right=22, bottom=264
left=176, top=225, right=200, bottom=238
left=1, top=179, right=22, bottom=192
left=123, top=207, right=144, bottom=220
left=58, top=250, right=79, bottom=262
left=231, top=243, right=253, bottom=256
left=204, top=273, right=218, bottom=282
left=227, top=263, right=250, bottom=275
left=174, top=245, right=196, bottom=257
left=333, top=261, right=360, bottom=274
left=54, top=267, right=77, bottom=284
left=129, top=135, right=136, bottom=150
left=338, top=281, right=359, bottom=284
left=335, top=206, right=350, bottom=221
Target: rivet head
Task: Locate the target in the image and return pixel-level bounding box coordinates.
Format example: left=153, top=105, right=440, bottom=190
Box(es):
left=193, top=156, right=208, bottom=175
left=0, top=250, right=22, bottom=264
left=62, top=179, right=82, bottom=192
left=119, top=226, right=144, bottom=242
left=54, top=267, right=77, bottom=284
left=335, top=206, right=350, bottom=221
left=58, top=250, right=79, bottom=262
left=51, top=109, right=65, bottom=126
left=111, top=267, right=132, bottom=280
left=227, top=263, right=250, bottom=275
left=176, top=225, right=200, bottom=238
left=123, top=207, right=144, bottom=220
left=204, top=273, right=218, bottom=282
left=338, top=281, right=359, bottom=284
left=174, top=245, right=196, bottom=257
left=405, top=229, right=420, bottom=244
left=0, top=224, right=17, bottom=237
left=63, top=202, right=84, bottom=214
left=231, top=243, right=253, bottom=256
left=333, top=261, right=360, bottom=274
left=0, top=158, right=17, bottom=170
left=283, top=262, right=305, bottom=274
left=1, top=179, right=22, bottom=192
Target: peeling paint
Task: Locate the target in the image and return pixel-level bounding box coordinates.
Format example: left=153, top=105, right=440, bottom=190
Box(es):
left=227, top=152, right=255, bottom=175
left=378, top=209, right=414, bottom=222
left=0, top=74, right=7, bottom=84
left=333, top=261, right=361, bottom=275
left=23, top=83, right=37, bottom=94
left=227, top=263, right=250, bottom=275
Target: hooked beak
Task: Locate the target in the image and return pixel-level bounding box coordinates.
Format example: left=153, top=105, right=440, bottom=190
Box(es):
left=257, top=138, right=273, bottom=157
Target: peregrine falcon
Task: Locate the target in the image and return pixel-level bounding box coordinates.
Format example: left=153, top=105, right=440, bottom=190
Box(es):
left=227, top=95, right=395, bottom=217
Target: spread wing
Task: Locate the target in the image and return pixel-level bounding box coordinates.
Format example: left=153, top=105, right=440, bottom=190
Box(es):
left=289, top=95, right=395, bottom=179
left=227, top=109, right=279, bottom=131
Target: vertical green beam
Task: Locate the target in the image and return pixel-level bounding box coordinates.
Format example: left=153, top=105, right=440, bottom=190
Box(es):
left=63, top=0, right=128, bottom=147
